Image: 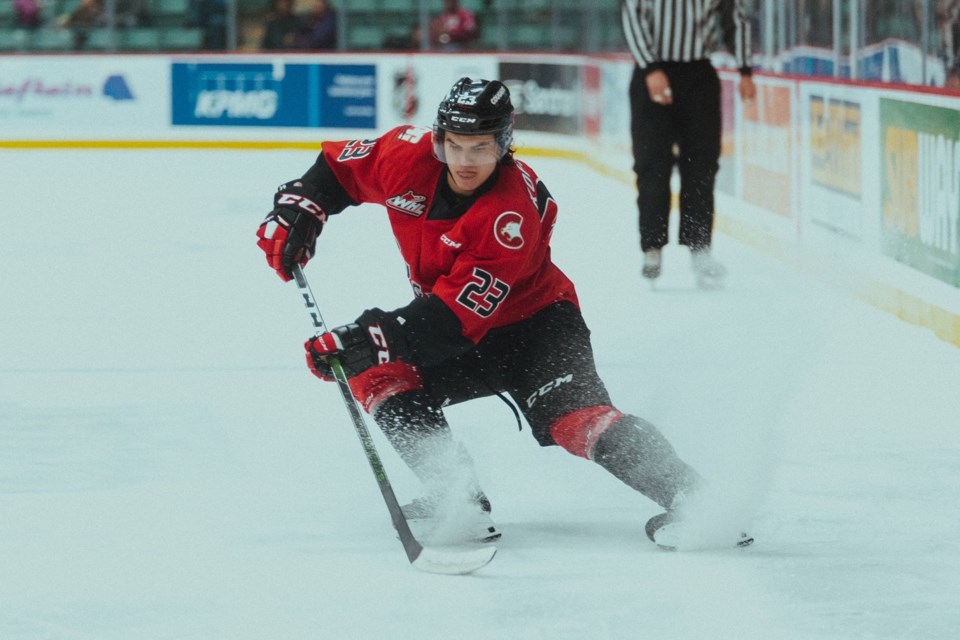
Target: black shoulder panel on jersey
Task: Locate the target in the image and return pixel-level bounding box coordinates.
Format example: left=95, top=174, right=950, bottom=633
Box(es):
left=301, top=152, right=359, bottom=216
left=535, top=179, right=554, bottom=221
left=393, top=295, right=473, bottom=367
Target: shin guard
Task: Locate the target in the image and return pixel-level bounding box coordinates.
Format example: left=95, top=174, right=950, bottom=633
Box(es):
left=591, top=415, right=703, bottom=509
left=373, top=391, right=453, bottom=476
left=373, top=391, right=483, bottom=497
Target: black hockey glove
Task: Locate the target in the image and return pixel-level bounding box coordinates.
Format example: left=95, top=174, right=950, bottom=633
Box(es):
left=305, top=308, right=411, bottom=380
left=256, top=180, right=327, bottom=282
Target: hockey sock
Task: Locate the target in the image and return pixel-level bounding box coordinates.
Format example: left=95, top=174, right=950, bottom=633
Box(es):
left=591, top=415, right=703, bottom=509
left=374, top=390, right=452, bottom=475
left=373, top=391, right=483, bottom=496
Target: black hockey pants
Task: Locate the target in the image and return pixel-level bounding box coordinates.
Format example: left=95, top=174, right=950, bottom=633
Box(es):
left=372, top=301, right=702, bottom=508
left=629, top=60, right=722, bottom=252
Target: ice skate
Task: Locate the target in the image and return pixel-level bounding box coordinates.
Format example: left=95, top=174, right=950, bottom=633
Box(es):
left=690, top=248, right=726, bottom=289
left=401, top=491, right=501, bottom=545
left=645, top=510, right=753, bottom=551
left=645, top=491, right=753, bottom=551
left=642, top=248, right=662, bottom=281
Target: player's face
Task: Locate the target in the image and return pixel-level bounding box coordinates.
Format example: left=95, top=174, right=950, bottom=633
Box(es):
left=443, top=132, right=500, bottom=195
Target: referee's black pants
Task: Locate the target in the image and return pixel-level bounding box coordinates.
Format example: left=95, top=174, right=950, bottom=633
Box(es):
left=629, top=59, right=722, bottom=252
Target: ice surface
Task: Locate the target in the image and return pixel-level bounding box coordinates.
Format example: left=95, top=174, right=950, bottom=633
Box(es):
left=1, top=148, right=958, bottom=639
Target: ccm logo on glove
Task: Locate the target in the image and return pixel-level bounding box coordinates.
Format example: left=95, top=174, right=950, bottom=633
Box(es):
left=256, top=180, right=327, bottom=281
left=367, top=324, right=390, bottom=364
left=305, top=322, right=392, bottom=380
left=304, top=309, right=409, bottom=380
left=277, top=192, right=326, bottom=218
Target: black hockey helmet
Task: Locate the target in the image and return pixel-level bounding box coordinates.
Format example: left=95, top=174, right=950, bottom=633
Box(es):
left=433, top=77, right=514, bottom=162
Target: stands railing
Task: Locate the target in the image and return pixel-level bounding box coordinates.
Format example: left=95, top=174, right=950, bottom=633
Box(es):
left=1, top=1, right=956, bottom=88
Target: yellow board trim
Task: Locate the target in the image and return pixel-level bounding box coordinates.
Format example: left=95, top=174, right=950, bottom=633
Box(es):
left=0, top=139, right=322, bottom=150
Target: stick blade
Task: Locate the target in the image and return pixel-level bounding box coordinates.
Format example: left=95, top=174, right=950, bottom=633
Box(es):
left=411, top=544, right=497, bottom=575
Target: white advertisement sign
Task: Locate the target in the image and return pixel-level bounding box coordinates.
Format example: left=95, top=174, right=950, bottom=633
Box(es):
left=0, top=55, right=169, bottom=136
left=375, top=54, right=498, bottom=132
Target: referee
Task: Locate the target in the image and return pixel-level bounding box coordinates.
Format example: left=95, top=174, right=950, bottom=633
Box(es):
left=621, top=0, right=756, bottom=287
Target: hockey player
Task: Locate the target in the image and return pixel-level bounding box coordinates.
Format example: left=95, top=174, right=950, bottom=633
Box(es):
left=256, top=77, right=722, bottom=548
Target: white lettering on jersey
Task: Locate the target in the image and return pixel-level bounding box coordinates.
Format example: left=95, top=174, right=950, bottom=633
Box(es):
left=440, top=234, right=462, bottom=249
left=338, top=139, right=377, bottom=161
left=515, top=160, right=539, bottom=210
left=398, top=126, right=431, bottom=144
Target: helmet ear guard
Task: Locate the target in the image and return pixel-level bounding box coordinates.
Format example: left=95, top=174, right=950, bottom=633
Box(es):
left=432, top=77, right=515, bottom=163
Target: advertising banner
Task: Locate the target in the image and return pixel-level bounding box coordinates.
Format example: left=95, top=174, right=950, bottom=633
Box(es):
left=741, top=80, right=794, bottom=219
left=171, top=61, right=376, bottom=129
left=805, top=92, right=864, bottom=237
left=498, top=62, right=581, bottom=135
left=376, top=55, right=498, bottom=131
left=0, top=56, right=167, bottom=135
left=879, top=98, right=960, bottom=286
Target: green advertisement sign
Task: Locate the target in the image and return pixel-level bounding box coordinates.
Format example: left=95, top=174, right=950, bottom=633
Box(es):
left=879, top=98, right=960, bottom=287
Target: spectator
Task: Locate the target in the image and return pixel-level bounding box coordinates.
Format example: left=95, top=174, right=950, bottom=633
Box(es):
left=58, top=0, right=104, bottom=49
left=189, top=0, right=227, bottom=50
left=14, top=0, right=43, bottom=29
left=115, top=0, right=149, bottom=28
left=430, top=0, right=478, bottom=51
left=261, top=0, right=301, bottom=50
left=297, top=0, right=337, bottom=50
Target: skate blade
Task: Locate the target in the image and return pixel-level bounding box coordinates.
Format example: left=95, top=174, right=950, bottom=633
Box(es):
left=402, top=519, right=501, bottom=546
left=412, top=544, right=497, bottom=575
left=653, top=523, right=753, bottom=551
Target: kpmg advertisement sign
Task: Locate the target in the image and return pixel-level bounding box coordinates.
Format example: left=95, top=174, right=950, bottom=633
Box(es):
left=171, top=62, right=376, bottom=129
left=498, top=62, right=581, bottom=135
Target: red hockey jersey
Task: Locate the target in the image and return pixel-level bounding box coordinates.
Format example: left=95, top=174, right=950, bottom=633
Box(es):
left=321, top=125, right=579, bottom=346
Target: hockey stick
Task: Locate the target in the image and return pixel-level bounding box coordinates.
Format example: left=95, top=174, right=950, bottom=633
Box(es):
left=291, top=264, right=496, bottom=575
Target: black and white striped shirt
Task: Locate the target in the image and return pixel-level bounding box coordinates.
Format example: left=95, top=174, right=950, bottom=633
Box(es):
left=621, top=0, right=752, bottom=73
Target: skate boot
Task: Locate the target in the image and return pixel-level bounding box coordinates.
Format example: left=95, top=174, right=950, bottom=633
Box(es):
left=401, top=491, right=500, bottom=545
left=642, top=248, right=662, bottom=280
left=690, top=248, right=726, bottom=289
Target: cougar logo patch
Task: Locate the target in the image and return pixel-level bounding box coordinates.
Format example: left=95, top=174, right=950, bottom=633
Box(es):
left=386, top=190, right=428, bottom=217
left=495, top=212, right=524, bottom=249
